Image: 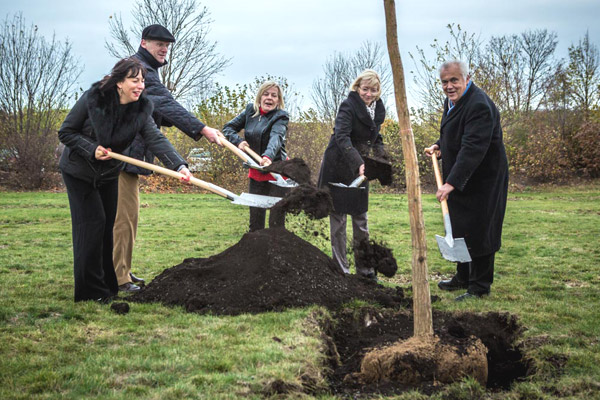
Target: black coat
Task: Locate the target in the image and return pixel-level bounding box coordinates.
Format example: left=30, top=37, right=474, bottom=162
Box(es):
left=438, top=83, right=509, bottom=257
left=125, top=47, right=204, bottom=175
left=317, top=91, right=385, bottom=215
left=58, top=82, right=186, bottom=185
left=222, top=103, right=289, bottom=161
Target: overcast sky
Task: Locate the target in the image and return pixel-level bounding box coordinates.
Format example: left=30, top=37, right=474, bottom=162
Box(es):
left=2, top=0, right=599, bottom=111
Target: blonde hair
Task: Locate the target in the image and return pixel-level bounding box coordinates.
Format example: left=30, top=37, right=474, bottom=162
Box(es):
left=253, top=81, right=285, bottom=117
left=350, top=69, right=382, bottom=101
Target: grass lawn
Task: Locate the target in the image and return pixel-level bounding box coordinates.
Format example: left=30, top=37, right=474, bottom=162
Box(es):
left=1, top=183, right=599, bottom=399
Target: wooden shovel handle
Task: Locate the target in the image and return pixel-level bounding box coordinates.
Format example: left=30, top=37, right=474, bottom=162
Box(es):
left=106, top=151, right=229, bottom=199
left=243, top=146, right=263, bottom=164
left=431, top=153, right=450, bottom=216
left=219, top=136, right=253, bottom=162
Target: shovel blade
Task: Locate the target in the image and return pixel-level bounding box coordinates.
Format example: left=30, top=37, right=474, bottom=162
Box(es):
left=328, top=182, right=366, bottom=189
left=231, top=193, right=282, bottom=208
left=435, top=235, right=472, bottom=263
left=269, top=179, right=298, bottom=188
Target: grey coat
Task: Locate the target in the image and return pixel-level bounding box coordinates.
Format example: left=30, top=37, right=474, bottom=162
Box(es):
left=222, top=103, right=289, bottom=162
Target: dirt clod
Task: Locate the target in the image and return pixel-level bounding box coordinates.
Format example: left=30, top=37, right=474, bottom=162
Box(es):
left=354, top=239, right=398, bottom=277
left=273, top=184, right=333, bottom=219
left=110, top=302, right=130, bottom=315
left=265, top=158, right=312, bottom=185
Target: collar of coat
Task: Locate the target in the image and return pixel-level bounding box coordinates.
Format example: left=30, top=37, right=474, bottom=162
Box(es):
left=347, top=91, right=385, bottom=127
left=136, top=46, right=167, bottom=70
left=86, top=82, right=153, bottom=147
left=443, top=82, right=479, bottom=118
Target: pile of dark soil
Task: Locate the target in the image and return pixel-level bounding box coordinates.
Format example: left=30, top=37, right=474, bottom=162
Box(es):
left=327, top=307, right=534, bottom=397
left=131, top=228, right=409, bottom=315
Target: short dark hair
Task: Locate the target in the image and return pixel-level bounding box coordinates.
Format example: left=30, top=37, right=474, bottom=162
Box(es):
left=100, top=58, right=147, bottom=92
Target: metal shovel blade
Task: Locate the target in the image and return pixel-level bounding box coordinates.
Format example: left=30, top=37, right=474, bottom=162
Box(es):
left=232, top=193, right=282, bottom=208
left=328, top=175, right=367, bottom=189
left=435, top=235, right=472, bottom=263
left=269, top=175, right=298, bottom=188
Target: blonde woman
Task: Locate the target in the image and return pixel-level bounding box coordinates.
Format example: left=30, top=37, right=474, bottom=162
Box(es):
left=317, top=69, right=386, bottom=279
left=223, top=81, right=290, bottom=231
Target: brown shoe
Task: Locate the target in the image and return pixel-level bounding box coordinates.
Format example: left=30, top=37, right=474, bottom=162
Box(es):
left=129, top=272, right=145, bottom=284
left=118, top=282, right=140, bottom=292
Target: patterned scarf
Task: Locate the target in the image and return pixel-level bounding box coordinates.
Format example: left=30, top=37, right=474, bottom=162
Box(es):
left=366, top=101, right=376, bottom=120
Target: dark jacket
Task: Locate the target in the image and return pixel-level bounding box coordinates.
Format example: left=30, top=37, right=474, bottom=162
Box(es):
left=58, top=82, right=186, bottom=185
left=222, top=103, right=289, bottom=162
left=317, top=91, right=385, bottom=215
left=126, top=47, right=204, bottom=175
left=438, top=83, right=509, bottom=257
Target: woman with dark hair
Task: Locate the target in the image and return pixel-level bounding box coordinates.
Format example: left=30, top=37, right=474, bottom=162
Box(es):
left=222, top=81, right=290, bottom=231
left=317, top=69, right=386, bottom=279
left=59, top=57, right=191, bottom=302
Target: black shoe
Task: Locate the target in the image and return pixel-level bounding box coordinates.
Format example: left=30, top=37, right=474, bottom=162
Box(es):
left=438, top=278, right=468, bottom=291
left=455, top=291, right=489, bottom=301
left=119, top=282, right=141, bottom=292
left=129, top=272, right=145, bottom=283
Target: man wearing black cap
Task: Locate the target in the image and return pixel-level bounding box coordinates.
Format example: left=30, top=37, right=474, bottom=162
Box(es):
left=113, top=24, right=222, bottom=292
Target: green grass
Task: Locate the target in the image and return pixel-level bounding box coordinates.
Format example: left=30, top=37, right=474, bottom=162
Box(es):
left=1, top=183, right=599, bottom=399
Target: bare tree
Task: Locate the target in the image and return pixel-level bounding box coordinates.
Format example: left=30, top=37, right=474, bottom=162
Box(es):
left=0, top=13, right=81, bottom=189
left=311, top=41, right=391, bottom=124
left=479, top=34, right=526, bottom=116
left=567, top=31, right=600, bottom=116
left=105, top=0, right=230, bottom=103
left=520, top=30, right=558, bottom=112
left=408, top=24, right=483, bottom=132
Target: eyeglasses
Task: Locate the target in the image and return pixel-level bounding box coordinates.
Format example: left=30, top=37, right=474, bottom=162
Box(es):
left=359, top=86, right=379, bottom=94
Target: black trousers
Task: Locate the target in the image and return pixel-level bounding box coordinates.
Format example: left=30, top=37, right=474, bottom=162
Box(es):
left=456, top=253, right=495, bottom=295
left=62, top=173, right=119, bottom=301
left=248, top=179, right=287, bottom=232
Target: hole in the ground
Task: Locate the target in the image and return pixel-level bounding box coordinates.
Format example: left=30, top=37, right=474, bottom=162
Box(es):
left=325, top=307, right=536, bottom=398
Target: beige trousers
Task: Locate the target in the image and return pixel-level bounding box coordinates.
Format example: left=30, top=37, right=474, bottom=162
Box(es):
left=113, top=171, right=139, bottom=285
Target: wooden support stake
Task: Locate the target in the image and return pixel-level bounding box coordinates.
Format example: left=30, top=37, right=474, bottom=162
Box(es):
left=383, top=0, right=433, bottom=337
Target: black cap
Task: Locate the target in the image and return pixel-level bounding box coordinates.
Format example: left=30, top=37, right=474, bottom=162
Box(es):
left=141, top=24, right=175, bottom=43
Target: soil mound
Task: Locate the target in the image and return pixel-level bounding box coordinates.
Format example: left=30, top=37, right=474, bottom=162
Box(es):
left=131, top=228, right=409, bottom=315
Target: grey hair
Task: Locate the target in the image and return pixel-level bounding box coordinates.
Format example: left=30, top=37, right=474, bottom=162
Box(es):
left=439, top=60, right=469, bottom=79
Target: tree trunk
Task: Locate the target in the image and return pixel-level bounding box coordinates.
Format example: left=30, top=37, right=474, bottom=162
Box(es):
left=383, top=0, right=433, bottom=337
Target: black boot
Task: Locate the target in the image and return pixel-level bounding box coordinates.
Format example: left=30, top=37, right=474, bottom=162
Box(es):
left=438, top=276, right=468, bottom=291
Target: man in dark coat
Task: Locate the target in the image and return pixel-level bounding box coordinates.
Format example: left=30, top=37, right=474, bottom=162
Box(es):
left=113, top=24, right=222, bottom=292
left=425, top=60, right=508, bottom=301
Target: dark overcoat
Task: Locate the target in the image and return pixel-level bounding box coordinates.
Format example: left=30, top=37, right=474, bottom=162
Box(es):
left=222, top=103, right=289, bottom=162
left=438, top=83, right=508, bottom=257
left=58, top=82, right=186, bottom=185
left=317, top=91, right=385, bottom=215
left=125, top=47, right=204, bottom=175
